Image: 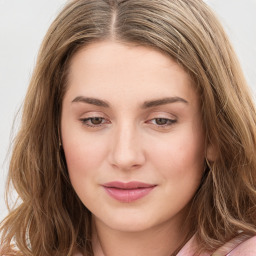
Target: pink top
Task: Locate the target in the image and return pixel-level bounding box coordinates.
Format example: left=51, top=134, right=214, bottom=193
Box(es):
left=177, top=234, right=256, bottom=256
left=71, top=234, right=256, bottom=256
left=2, top=235, right=255, bottom=256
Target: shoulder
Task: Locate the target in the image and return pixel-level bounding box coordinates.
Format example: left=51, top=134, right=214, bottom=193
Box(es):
left=228, top=236, right=256, bottom=256
left=180, top=234, right=256, bottom=256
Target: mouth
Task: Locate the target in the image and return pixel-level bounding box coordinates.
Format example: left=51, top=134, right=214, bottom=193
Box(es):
left=102, top=181, right=157, bottom=203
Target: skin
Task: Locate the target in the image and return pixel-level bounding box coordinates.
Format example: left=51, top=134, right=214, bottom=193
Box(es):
left=61, top=41, right=213, bottom=256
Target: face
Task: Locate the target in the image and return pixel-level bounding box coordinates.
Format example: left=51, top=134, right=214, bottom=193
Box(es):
left=61, top=41, right=208, bottom=233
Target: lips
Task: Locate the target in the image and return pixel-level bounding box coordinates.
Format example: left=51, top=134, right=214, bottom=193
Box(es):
left=102, top=181, right=156, bottom=203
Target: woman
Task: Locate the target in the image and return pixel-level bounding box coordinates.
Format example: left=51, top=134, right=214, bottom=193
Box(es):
left=1, top=0, right=256, bottom=255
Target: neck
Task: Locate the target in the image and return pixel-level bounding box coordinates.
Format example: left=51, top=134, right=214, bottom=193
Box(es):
left=92, top=214, right=191, bottom=256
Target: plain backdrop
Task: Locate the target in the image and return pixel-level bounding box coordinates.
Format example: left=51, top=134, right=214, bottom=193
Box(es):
left=0, top=0, right=256, bottom=220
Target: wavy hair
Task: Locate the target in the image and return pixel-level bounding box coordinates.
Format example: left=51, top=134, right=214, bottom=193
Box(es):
left=1, top=0, right=256, bottom=255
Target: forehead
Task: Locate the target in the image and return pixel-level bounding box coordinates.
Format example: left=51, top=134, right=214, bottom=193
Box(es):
left=65, top=40, right=198, bottom=106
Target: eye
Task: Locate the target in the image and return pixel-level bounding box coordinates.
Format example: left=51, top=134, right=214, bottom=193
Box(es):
left=154, top=118, right=174, bottom=125
left=80, top=117, right=110, bottom=127
left=147, top=118, right=177, bottom=127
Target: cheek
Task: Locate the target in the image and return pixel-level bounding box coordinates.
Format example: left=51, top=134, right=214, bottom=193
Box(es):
left=148, top=127, right=205, bottom=180
left=61, top=135, right=107, bottom=203
left=61, top=127, right=108, bottom=180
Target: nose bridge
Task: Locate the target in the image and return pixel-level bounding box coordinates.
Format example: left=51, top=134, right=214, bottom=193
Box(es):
left=110, top=120, right=145, bottom=169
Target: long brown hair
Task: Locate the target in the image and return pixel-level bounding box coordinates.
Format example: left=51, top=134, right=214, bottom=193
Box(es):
left=1, top=0, right=256, bottom=255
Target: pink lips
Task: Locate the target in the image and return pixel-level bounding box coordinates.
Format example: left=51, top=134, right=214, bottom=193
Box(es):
left=102, top=181, right=156, bottom=203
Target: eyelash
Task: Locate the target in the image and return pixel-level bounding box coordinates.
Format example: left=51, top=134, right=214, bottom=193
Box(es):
left=80, top=117, right=109, bottom=128
left=80, top=117, right=177, bottom=128
left=148, top=118, right=177, bottom=127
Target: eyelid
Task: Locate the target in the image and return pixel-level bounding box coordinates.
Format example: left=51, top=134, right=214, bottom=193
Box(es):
left=146, top=117, right=177, bottom=126
left=145, top=112, right=177, bottom=128
left=79, top=117, right=111, bottom=128
left=79, top=111, right=109, bottom=120
left=146, top=111, right=177, bottom=120
left=79, top=112, right=111, bottom=128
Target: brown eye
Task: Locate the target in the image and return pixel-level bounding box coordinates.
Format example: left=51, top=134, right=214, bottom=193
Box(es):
left=80, top=117, right=109, bottom=128
left=155, top=118, right=169, bottom=125
left=147, top=117, right=177, bottom=127
left=90, top=117, right=104, bottom=125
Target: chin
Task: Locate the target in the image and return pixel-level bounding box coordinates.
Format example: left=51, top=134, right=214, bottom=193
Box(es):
left=108, top=219, right=154, bottom=233
left=95, top=209, right=161, bottom=233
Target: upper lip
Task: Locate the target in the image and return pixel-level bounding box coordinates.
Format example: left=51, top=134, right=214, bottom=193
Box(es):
left=103, top=181, right=156, bottom=189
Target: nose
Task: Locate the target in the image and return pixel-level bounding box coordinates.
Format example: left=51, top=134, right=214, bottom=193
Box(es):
left=108, top=122, right=146, bottom=171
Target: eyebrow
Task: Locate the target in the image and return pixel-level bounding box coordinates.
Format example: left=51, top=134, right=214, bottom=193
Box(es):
left=72, top=96, right=110, bottom=107
left=71, top=96, right=188, bottom=108
left=142, top=97, right=188, bottom=108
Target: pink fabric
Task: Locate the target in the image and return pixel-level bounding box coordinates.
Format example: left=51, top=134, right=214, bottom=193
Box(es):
left=228, top=236, right=256, bottom=256
left=177, top=235, right=256, bottom=256
left=72, top=236, right=256, bottom=255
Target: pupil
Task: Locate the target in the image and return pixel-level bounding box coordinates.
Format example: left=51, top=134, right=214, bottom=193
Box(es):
left=92, top=117, right=103, bottom=125
left=156, top=118, right=167, bottom=125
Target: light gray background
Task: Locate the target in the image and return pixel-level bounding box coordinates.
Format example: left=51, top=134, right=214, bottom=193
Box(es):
left=1, top=0, right=256, bottom=220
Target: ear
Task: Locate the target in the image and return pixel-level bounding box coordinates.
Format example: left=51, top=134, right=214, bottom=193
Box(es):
left=206, top=142, right=218, bottom=162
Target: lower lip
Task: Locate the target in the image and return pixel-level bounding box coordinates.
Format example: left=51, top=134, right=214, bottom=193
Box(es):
left=103, top=186, right=155, bottom=203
